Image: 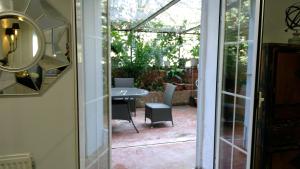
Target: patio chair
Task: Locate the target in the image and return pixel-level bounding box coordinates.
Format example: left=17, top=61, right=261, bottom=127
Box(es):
left=114, top=78, right=136, bottom=115
left=114, top=78, right=134, bottom=87
left=145, top=83, right=176, bottom=127
left=112, top=99, right=139, bottom=133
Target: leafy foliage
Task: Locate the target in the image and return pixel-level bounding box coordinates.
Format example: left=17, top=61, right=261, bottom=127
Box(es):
left=111, top=22, right=199, bottom=91
left=190, top=33, right=200, bottom=58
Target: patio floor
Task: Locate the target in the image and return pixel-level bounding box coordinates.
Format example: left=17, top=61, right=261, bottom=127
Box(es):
left=112, top=105, right=197, bottom=169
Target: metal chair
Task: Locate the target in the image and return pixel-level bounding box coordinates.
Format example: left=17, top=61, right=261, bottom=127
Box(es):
left=112, top=99, right=139, bottom=133
left=114, top=78, right=136, bottom=115
left=145, top=83, right=176, bottom=127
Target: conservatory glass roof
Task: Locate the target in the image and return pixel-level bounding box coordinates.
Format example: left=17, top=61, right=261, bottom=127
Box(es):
left=110, top=0, right=201, bottom=33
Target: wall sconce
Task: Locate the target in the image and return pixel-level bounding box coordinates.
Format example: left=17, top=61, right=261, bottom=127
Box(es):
left=0, top=23, right=20, bottom=66
left=6, top=23, right=20, bottom=52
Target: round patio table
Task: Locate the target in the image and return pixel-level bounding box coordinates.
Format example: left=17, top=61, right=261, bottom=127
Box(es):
left=111, top=87, right=149, bottom=98
left=111, top=88, right=149, bottom=133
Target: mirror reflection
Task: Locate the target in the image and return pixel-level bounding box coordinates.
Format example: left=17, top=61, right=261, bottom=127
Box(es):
left=0, top=14, right=42, bottom=71
left=0, top=0, right=71, bottom=96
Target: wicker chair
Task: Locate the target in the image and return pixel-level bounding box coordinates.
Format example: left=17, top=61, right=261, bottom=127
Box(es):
left=145, top=83, right=176, bottom=127
left=114, top=78, right=134, bottom=87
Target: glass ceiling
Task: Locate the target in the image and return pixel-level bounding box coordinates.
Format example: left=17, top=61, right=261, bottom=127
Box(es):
left=110, top=0, right=201, bottom=33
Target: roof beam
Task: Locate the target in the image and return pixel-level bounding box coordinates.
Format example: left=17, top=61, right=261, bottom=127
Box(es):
left=114, top=28, right=200, bottom=35
left=130, top=0, right=181, bottom=31
left=181, top=24, right=201, bottom=34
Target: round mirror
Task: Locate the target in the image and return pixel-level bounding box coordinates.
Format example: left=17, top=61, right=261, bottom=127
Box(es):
left=0, top=13, right=44, bottom=72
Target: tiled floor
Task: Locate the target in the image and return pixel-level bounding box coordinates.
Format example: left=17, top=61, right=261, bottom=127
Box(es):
left=112, top=141, right=196, bottom=169
left=112, top=105, right=197, bottom=169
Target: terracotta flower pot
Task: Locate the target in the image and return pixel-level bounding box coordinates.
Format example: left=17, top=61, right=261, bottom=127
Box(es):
left=175, top=83, right=185, bottom=91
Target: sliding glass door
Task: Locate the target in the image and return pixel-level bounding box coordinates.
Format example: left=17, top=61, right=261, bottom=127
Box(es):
left=215, top=0, right=261, bottom=168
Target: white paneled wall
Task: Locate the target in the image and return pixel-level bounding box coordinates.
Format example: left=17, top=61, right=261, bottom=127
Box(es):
left=0, top=0, right=78, bottom=169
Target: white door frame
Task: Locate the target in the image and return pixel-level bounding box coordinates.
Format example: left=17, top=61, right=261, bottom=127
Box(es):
left=196, top=0, right=221, bottom=168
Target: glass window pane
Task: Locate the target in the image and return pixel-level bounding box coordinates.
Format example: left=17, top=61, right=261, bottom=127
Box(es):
left=141, top=0, right=201, bottom=33
left=234, top=97, right=250, bottom=150
left=219, top=140, right=232, bottom=169
left=220, top=94, right=235, bottom=142
left=222, top=44, right=237, bottom=93
left=239, top=0, right=250, bottom=41
left=224, top=0, right=240, bottom=42
left=110, top=0, right=174, bottom=30
left=236, top=42, right=249, bottom=96
left=232, top=148, right=247, bottom=169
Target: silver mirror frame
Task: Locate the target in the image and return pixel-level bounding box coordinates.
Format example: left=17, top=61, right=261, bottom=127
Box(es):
left=0, top=12, right=45, bottom=72
left=0, top=0, right=71, bottom=96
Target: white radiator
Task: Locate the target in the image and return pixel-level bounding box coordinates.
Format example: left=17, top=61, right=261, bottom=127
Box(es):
left=0, top=154, right=33, bottom=169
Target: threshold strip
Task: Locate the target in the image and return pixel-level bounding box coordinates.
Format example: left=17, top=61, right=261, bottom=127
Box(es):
left=112, top=139, right=196, bottom=149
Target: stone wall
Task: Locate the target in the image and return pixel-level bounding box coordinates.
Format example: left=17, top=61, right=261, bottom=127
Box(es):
left=136, top=90, right=197, bottom=107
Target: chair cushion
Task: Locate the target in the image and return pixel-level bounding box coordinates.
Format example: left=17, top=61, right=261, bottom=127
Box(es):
left=145, top=103, right=170, bottom=109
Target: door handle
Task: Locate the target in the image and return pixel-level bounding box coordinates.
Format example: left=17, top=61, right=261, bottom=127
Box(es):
left=258, top=91, right=265, bottom=108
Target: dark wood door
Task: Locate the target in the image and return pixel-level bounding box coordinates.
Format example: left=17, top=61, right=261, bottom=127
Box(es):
left=252, top=43, right=300, bottom=169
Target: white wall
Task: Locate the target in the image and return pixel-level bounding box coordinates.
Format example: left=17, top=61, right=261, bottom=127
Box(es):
left=0, top=0, right=78, bottom=169
left=263, top=0, right=299, bottom=43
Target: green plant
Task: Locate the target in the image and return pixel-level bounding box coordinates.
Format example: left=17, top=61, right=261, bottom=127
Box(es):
left=111, top=31, right=162, bottom=89
left=157, top=33, right=185, bottom=65
left=166, top=67, right=184, bottom=83
left=111, top=21, right=199, bottom=91
left=138, top=69, right=165, bottom=91
left=177, top=58, right=188, bottom=69
left=111, top=30, right=132, bottom=69
left=190, top=33, right=200, bottom=58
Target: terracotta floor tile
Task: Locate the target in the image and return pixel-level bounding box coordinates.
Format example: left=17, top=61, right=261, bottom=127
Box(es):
left=112, top=141, right=196, bottom=169
left=112, top=106, right=197, bottom=169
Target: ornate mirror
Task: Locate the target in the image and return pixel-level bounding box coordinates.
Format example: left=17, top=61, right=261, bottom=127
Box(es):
left=0, top=0, right=71, bottom=96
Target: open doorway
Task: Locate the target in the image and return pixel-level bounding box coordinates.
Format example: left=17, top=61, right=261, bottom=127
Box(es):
left=110, top=0, right=201, bottom=168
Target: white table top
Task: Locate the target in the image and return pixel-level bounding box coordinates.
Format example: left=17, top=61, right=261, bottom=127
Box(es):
left=111, top=87, right=149, bottom=98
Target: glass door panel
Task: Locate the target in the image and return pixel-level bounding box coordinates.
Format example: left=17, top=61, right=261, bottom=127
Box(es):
left=76, top=0, right=110, bottom=168
left=216, top=0, right=260, bottom=168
